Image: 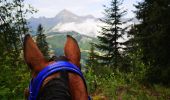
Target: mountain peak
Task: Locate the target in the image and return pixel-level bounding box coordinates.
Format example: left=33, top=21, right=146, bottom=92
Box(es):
left=60, top=9, right=71, bottom=13
left=56, top=9, right=77, bottom=17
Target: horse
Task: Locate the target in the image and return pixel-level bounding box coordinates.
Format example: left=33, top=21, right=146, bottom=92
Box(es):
left=24, top=34, right=90, bottom=100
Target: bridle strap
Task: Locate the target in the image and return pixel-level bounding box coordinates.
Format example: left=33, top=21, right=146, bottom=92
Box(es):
left=29, top=61, right=90, bottom=100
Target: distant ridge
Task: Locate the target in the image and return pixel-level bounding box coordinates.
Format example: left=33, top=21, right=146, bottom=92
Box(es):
left=28, top=9, right=99, bottom=37
left=28, top=9, right=138, bottom=37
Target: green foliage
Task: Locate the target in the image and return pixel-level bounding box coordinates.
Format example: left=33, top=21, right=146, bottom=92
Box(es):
left=84, top=65, right=170, bottom=100
left=0, top=0, right=36, bottom=54
left=86, top=43, right=99, bottom=70
left=0, top=0, right=35, bottom=99
left=36, top=24, right=49, bottom=58
left=129, top=0, right=170, bottom=85
left=95, top=0, right=130, bottom=69
left=0, top=0, right=170, bottom=99
left=0, top=53, right=30, bottom=99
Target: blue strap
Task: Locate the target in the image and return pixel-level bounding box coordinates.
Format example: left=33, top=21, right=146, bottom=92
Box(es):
left=29, top=61, right=90, bottom=100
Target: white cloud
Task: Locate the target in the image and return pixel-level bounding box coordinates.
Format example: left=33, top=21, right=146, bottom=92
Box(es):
left=51, top=19, right=103, bottom=37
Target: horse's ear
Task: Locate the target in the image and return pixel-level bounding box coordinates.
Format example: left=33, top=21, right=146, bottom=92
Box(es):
left=24, top=34, right=48, bottom=73
left=64, top=35, right=81, bottom=68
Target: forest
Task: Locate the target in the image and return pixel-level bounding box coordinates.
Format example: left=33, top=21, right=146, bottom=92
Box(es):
left=0, top=0, right=170, bottom=99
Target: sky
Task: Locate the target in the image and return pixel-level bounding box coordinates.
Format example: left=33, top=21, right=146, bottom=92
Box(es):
left=25, top=0, right=142, bottom=18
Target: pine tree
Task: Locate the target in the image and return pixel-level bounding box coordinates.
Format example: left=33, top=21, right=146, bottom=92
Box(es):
left=36, top=24, right=49, bottom=58
left=95, top=0, right=129, bottom=68
left=86, top=43, right=98, bottom=69
left=131, top=0, right=170, bottom=85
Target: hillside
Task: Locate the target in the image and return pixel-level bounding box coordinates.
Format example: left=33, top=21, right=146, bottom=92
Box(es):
left=28, top=9, right=100, bottom=63
left=46, top=31, right=98, bottom=63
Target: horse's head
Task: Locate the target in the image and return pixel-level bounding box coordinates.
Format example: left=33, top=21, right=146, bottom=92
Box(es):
left=24, top=34, right=89, bottom=100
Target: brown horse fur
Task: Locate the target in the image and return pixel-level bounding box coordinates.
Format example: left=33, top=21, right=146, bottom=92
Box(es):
left=64, top=35, right=81, bottom=68
left=23, top=34, right=88, bottom=100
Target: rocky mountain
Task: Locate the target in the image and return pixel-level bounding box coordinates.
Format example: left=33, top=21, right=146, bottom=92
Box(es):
left=28, top=9, right=138, bottom=62
left=28, top=9, right=100, bottom=37
left=28, top=9, right=138, bottom=37
left=28, top=9, right=101, bottom=63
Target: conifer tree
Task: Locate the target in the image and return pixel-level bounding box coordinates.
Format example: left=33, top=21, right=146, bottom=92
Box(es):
left=130, top=0, right=170, bottom=85
left=36, top=24, right=49, bottom=58
left=95, top=0, right=129, bottom=68
left=86, top=43, right=98, bottom=68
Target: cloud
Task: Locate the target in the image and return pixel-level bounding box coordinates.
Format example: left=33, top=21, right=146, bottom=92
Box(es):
left=51, top=19, right=102, bottom=37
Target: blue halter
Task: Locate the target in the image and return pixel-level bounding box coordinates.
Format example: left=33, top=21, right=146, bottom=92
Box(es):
left=29, top=61, right=91, bottom=100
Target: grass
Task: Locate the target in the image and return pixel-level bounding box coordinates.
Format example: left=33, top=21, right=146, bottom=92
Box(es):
left=84, top=67, right=170, bottom=100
